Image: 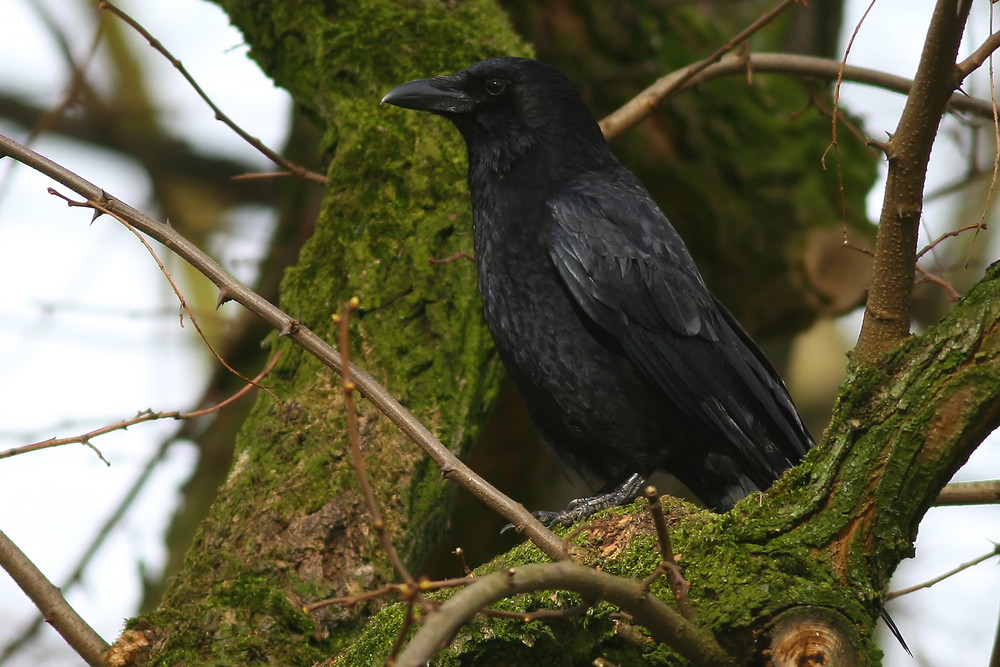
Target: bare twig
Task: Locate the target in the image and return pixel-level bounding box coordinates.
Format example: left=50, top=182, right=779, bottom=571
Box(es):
left=453, top=547, right=471, bottom=576
left=827, top=0, right=878, bottom=232
left=934, top=480, right=1000, bottom=505
left=600, top=0, right=804, bottom=138
left=390, top=598, right=418, bottom=661
left=965, top=14, right=1000, bottom=269
left=428, top=251, right=474, bottom=265
left=916, top=223, right=989, bottom=260
left=0, top=352, right=280, bottom=460
left=0, top=529, right=109, bottom=667
left=0, top=131, right=565, bottom=561
left=304, top=576, right=476, bottom=613
left=481, top=601, right=591, bottom=622
left=98, top=1, right=327, bottom=184
left=21, top=3, right=103, bottom=144
left=334, top=298, right=414, bottom=584
left=0, top=5, right=102, bottom=203
left=958, top=29, right=1000, bottom=78
left=643, top=486, right=696, bottom=623
left=48, top=187, right=282, bottom=406
left=913, top=266, right=963, bottom=302
left=887, top=543, right=1000, bottom=599
left=2, top=413, right=234, bottom=663
left=843, top=239, right=962, bottom=301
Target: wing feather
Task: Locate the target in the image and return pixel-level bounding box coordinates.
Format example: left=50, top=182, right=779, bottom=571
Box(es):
left=547, top=171, right=811, bottom=486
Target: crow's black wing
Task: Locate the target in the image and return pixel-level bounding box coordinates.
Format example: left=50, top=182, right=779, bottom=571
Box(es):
left=546, top=170, right=812, bottom=487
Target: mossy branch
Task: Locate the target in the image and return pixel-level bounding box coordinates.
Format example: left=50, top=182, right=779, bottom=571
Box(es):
left=395, top=560, right=732, bottom=667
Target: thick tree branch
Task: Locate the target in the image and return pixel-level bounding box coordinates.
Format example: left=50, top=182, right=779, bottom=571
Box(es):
left=821, top=260, right=1000, bottom=607
left=855, top=0, right=974, bottom=361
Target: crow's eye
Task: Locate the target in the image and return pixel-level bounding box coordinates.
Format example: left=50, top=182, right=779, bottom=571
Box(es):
left=485, top=78, right=507, bottom=96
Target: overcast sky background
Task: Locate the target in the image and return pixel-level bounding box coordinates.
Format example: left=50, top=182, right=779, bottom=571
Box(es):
left=0, top=1, right=998, bottom=665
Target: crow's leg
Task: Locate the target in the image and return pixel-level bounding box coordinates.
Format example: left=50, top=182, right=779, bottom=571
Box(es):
left=530, top=473, right=646, bottom=528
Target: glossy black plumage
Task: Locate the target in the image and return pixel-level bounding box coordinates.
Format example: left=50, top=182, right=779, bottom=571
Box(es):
left=382, top=57, right=814, bottom=514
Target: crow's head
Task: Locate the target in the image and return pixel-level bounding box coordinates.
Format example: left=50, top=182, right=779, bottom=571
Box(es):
left=382, top=57, right=606, bottom=164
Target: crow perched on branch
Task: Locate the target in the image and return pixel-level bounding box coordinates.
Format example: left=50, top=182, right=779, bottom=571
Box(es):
left=382, top=57, right=814, bottom=525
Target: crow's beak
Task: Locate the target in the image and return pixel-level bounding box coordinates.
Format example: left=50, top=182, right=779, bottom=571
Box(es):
left=381, top=77, right=471, bottom=114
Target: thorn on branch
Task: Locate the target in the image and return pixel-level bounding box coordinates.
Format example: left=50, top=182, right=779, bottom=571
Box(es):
left=216, top=287, right=234, bottom=309
left=865, top=137, right=892, bottom=156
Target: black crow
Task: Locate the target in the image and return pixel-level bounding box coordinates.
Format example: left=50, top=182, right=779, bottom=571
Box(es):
left=381, top=57, right=814, bottom=524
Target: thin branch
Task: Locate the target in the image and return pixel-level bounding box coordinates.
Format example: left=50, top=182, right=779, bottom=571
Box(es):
left=303, top=576, right=476, bottom=613
left=0, top=529, right=109, bottom=667
left=21, top=3, right=103, bottom=144
left=844, top=239, right=962, bottom=301
left=643, top=486, right=696, bottom=623
left=827, top=0, right=878, bottom=238
left=600, top=52, right=996, bottom=141
left=934, top=480, right=1000, bottom=505
left=0, top=352, right=280, bottom=460
left=98, top=1, right=327, bottom=184
left=48, top=187, right=283, bottom=406
left=887, top=543, right=1000, bottom=599
left=390, top=598, right=418, bottom=662
left=1, top=436, right=173, bottom=662
left=600, top=0, right=805, bottom=138
left=916, top=223, right=989, bottom=260
left=966, top=14, right=1000, bottom=269
left=334, top=298, right=414, bottom=584
left=0, top=131, right=566, bottom=562
left=393, top=561, right=732, bottom=667
left=958, top=29, right=1000, bottom=78
left=481, top=601, right=591, bottom=622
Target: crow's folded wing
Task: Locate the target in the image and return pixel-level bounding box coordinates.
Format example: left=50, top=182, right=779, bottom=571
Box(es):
left=546, top=174, right=812, bottom=485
